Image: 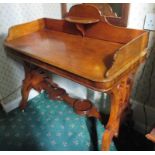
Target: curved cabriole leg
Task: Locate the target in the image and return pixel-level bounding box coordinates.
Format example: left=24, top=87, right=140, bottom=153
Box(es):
left=19, top=65, right=32, bottom=110
left=19, top=65, right=44, bottom=110
left=101, top=76, right=131, bottom=151
left=20, top=83, right=32, bottom=110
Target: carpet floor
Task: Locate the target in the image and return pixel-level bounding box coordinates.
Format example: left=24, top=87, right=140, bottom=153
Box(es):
left=0, top=92, right=116, bottom=151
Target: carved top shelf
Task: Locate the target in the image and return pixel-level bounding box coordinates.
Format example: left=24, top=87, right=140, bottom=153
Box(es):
left=65, top=16, right=100, bottom=24
left=4, top=4, right=149, bottom=91
left=64, top=4, right=101, bottom=24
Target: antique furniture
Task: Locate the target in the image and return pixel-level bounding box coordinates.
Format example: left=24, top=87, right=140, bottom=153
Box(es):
left=4, top=4, right=148, bottom=151
left=62, top=3, right=130, bottom=27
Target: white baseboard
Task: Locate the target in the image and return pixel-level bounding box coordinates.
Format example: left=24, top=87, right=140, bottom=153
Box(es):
left=1, top=89, right=39, bottom=113
left=1, top=96, right=21, bottom=113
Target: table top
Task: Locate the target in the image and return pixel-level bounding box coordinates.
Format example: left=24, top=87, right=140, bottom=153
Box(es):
left=4, top=15, right=148, bottom=90
left=6, top=29, right=123, bottom=82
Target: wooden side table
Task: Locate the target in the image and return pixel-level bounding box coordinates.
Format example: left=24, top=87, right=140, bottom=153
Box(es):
left=4, top=4, right=149, bottom=151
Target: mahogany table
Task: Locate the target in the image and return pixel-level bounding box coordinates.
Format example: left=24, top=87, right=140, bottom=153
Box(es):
left=4, top=4, right=149, bottom=150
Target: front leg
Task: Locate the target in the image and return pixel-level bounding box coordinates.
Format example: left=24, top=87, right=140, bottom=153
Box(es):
left=20, top=79, right=32, bottom=110
left=19, top=64, right=33, bottom=110
left=101, top=76, right=132, bottom=150
left=19, top=64, right=44, bottom=110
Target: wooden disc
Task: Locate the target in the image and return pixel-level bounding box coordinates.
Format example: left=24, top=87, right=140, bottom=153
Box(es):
left=51, top=88, right=66, bottom=100
left=73, top=99, right=92, bottom=115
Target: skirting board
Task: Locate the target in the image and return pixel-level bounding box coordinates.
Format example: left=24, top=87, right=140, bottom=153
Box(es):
left=1, top=89, right=81, bottom=113
left=1, top=89, right=39, bottom=113
left=1, top=96, right=22, bottom=113
left=130, top=98, right=155, bottom=134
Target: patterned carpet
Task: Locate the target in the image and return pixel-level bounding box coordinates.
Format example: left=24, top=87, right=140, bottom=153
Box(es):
left=0, top=92, right=116, bottom=151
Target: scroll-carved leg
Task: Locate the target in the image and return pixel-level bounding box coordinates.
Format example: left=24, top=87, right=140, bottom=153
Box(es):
left=19, top=65, right=32, bottom=110
left=19, top=65, right=45, bottom=110
left=20, top=79, right=32, bottom=110
left=101, top=76, right=132, bottom=150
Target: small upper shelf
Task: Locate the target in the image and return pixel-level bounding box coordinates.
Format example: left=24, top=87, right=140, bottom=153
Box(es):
left=65, top=16, right=100, bottom=24
left=64, top=4, right=101, bottom=25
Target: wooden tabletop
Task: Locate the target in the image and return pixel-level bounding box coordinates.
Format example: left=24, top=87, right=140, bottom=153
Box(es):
left=6, top=29, right=123, bottom=82
left=4, top=15, right=148, bottom=90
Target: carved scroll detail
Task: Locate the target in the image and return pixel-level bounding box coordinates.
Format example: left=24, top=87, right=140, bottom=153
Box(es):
left=101, top=76, right=132, bottom=150
left=75, top=24, right=85, bottom=37
left=20, top=65, right=101, bottom=120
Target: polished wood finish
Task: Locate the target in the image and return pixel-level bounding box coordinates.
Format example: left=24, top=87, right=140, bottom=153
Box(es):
left=6, top=19, right=45, bottom=41
left=65, top=17, right=100, bottom=24
left=4, top=4, right=148, bottom=151
left=102, top=75, right=133, bottom=150
left=5, top=18, right=148, bottom=84
left=65, top=3, right=130, bottom=27
left=6, top=47, right=146, bottom=93
left=66, top=4, right=101, bottom=20
left=65, top=4, right=101, bottom=24
left=6, top=29, right=123, bottom=82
